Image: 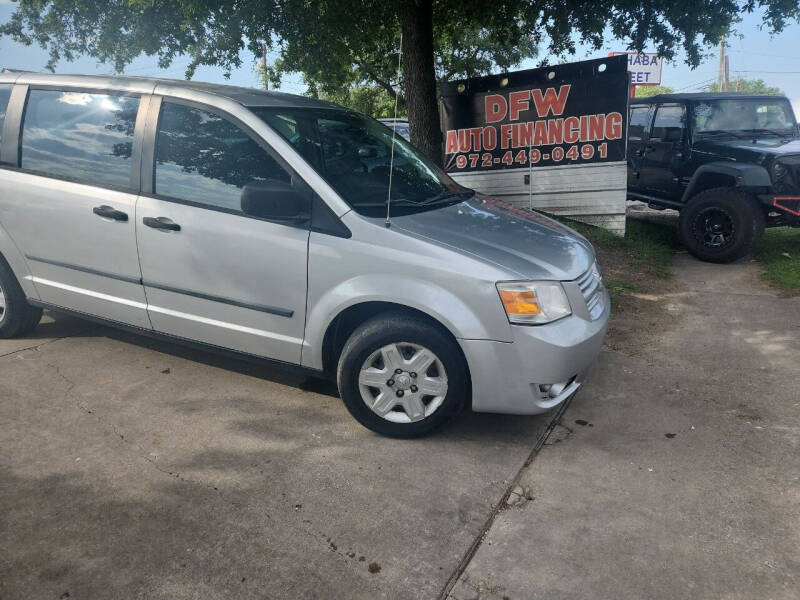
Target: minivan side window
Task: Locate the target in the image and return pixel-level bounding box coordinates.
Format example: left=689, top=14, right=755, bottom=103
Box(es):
left=0, top=84, right=12, bottom=145
left=20, top=90, right=140, bottom=189
left=628, top=106, right=651, bottom=140
left=154, top=102, right=291, bottom=212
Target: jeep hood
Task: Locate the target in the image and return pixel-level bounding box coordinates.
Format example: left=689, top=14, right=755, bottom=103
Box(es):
left=385, top=195, right=596, bottom=281
left=694, top=136, right=800, bottom=157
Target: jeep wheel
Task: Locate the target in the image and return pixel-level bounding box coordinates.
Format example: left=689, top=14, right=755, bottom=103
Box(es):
left=678, top=187, right=765, bottom=263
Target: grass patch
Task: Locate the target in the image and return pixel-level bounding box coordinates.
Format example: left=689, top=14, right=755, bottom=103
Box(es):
left=560, top=216, right=678, bottom=279
left=606, top=281, right=638, bottom=307
left=754, top=227, right=800, bottom=294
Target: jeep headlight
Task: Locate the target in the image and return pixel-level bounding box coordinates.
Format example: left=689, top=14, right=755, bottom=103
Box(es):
left=773, top=161, right=788, bottom=180
left=496, top=281, right=572, bottom=325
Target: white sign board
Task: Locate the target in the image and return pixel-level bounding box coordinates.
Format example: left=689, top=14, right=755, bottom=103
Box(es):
left=612, top=52, right=662, bottom=85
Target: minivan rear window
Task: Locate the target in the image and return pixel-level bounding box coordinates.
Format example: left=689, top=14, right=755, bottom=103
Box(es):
left=20, top=90, right=140, bottom=189
left=0, top=84, right=12, bottom=145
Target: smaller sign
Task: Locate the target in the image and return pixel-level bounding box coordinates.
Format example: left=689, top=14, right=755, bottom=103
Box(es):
left=612, top=52, right=662, bottom=85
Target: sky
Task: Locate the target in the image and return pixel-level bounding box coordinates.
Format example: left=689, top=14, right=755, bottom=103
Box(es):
left=1, top=3, right=799, bottom=117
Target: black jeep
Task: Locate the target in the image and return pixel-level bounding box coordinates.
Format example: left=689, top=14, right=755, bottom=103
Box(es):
left=627, top=93, right=800, bottom=262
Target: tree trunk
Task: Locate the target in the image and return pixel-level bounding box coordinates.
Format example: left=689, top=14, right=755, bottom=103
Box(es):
left=400, top=0, right=442, bottom=166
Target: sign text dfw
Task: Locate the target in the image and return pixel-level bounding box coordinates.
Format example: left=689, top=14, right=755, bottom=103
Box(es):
left=444, top=85, right=623, bottom=158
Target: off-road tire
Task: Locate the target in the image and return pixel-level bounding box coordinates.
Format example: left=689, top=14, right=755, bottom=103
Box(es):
left=678, top=187, right=766, bottom=263
left=337, top=312, right=469, bottom=438
left=0, top=255, right=43, bottom=339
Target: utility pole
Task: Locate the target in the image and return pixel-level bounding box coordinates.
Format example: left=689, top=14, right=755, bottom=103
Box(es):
left=724, top=55, right=730, bottom=92
left=261, top=41, right=269, bottom=91
left=717, top=36, right=727, bottom=92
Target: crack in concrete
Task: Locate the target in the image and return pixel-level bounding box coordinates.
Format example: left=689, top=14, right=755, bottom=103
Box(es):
left=448, top=573, right=510, bottom=600
left=0, top=335, right=73, bottom=359
left=438, top=397, right=575, bottom=600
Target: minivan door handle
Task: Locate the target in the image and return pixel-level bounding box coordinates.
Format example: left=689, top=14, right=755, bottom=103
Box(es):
left=143, top=216, right=181, bottom=232
left=93, top=205, right=128, bottom=222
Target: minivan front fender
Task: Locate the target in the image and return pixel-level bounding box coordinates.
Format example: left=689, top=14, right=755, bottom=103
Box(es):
left=301, top=274, right=511, bottom=371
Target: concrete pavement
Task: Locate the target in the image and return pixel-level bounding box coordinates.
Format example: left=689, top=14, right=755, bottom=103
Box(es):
left=447, top=254, right=800, bottom=599
left=2, top=252, right=799, bottom=599
left=0, top=313, right=555, bottom=599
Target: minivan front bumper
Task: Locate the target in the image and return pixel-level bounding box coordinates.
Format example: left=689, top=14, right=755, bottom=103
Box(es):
left=459, top=288, right=610, bottom=415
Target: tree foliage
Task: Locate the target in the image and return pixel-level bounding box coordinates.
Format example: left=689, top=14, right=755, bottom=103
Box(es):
left=2, top=0, right=798, bottom=162
left=706, top=78, right=783, bottom=95
left=635, top=85, right=676, bottom=97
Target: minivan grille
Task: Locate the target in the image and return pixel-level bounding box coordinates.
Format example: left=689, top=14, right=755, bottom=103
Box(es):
left=576, top=262, right=605, bottom=320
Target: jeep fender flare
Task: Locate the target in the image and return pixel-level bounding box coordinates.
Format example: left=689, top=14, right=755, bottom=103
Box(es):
left=681, top=162, right=771, bottom=204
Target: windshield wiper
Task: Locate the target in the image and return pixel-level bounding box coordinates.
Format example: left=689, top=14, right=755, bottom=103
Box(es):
left=353, top=190, right=475, bottom=210
left=739, top=128, right=792, bottom=139
left=420, top=189, right=475, bottom=205
left=696, top=130, right=750, bottom=139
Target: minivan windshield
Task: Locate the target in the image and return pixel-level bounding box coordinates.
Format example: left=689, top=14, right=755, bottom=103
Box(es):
left=252, top=107, right=470, bottom=216
left=692, top=98, right=798, bottom=137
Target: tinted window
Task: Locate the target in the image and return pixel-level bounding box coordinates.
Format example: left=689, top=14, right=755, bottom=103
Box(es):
left=0, top=84, right=12, bottom=145
left=155, top=102, right=291, bottom=211
left=628, top=106, right=650, bottom=139
left=255, top=108, right=464, bottom=216
left=21, top=90, right=139, bottom=188
left=653, top=105, right=684, bottom=129
left=693, top=99, right=797, bottom=134
left=651, top=105, right=684, bottom=140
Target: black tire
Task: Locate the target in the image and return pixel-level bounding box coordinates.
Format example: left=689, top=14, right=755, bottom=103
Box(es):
left=0, top=255, right=43, bottom=339
left=678, top=187, right=765, bottom=263
left=336, top=312, right=469, bottom=438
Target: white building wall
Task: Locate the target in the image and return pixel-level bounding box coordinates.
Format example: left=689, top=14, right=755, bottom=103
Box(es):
left=451, top=161, right=627, bottom=236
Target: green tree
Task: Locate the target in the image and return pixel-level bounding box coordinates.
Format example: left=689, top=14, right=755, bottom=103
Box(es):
left=2, top=1, right=798, bottom=164
left=635, top=85, right=675, bottom=97
left=706, top=78, right=783, bottom=94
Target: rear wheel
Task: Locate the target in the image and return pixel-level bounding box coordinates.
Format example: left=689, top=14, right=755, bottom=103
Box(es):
left=678, top=187, right=765, bottom=263
left=0, top=256, right=43, bottom=339
left=337, top=313, right=468, bottom=438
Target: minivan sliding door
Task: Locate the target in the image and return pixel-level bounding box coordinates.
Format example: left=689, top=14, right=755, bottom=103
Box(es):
left=0, top=87, right=151, bottom=328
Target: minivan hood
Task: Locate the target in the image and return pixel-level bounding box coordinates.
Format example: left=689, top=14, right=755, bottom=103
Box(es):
left=385, top=195, right=595, bottom=281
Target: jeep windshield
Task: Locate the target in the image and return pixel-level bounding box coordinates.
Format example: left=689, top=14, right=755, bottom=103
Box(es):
left=692, top=98, right=798, bottom=138
left=252, top=107, right=471, bottom=216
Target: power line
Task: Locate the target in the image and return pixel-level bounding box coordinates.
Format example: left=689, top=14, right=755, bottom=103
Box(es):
left=673, top=77, right=716, bottom=92
left=731, top=69, right=800, bottom=74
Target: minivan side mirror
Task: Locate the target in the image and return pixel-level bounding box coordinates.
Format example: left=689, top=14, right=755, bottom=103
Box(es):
left=241, top=179, right=310, bottom=223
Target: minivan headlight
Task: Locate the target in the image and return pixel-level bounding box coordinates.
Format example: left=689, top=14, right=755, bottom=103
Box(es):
left=496, top=281, right=572, bottom=325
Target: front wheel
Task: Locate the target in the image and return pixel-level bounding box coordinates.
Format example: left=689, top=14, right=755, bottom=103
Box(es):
left=678, top=187, right=765, bottom=263
left=337, top=313, right=468, bottom=438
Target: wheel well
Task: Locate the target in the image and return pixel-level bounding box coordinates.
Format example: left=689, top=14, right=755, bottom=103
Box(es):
left=321, top=301, right=468, bottom=379
left=689, top=172, right=737, bottom=199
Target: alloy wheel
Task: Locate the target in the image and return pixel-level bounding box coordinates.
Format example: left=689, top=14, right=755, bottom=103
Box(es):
left=0, top=282, right=5, bottom=323
left=358, top=342, right=448, bottom=424
left=695, top=207, right=735, bottom=248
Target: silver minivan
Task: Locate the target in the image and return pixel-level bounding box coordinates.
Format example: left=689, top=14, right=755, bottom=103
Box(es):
left=0, top=73, right=609, bottom=437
